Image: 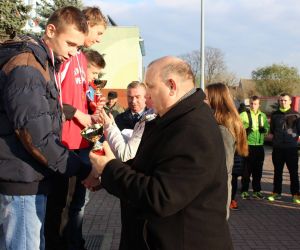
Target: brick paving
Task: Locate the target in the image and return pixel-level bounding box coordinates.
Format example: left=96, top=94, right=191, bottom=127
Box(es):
left=83, top=146, right=300, bottom=249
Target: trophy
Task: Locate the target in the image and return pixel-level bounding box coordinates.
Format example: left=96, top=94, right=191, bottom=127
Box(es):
left=81, top=79, right=107, bottom=155
left=93, top=79, right=107, bottom=105
left=81, top=124, right=105, bottom=155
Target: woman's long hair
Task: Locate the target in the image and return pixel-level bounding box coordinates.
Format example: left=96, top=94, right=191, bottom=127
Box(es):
left=205, top=83, right=248, bottom=156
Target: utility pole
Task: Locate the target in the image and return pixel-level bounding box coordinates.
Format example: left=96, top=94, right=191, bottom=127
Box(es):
left=200, top=0, right=205, bottom=90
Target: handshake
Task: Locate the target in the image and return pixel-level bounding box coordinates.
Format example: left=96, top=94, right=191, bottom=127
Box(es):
left=81, top=141, right=115, bottom=191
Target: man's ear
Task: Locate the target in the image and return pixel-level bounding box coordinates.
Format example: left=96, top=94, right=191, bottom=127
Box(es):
left=45, top=24, right=57, bottom=38
left=168, top=79, right=176, bottom=96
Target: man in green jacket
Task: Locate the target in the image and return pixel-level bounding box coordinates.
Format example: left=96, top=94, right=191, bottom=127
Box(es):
left=240, top=96, right=269, bottom=199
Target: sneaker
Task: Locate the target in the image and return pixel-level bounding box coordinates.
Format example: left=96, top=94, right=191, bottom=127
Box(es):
left=268, top=193, right=282, bottom=201
left=252, top=192, right=265, bottom=199
left=230, top=200, right=239, bottom=210
left=292, top=195, right=300, bottom=204
left=241, top=191, right=250, bottom=200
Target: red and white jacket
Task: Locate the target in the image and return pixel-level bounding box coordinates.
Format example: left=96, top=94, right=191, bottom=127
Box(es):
left=60, top=51, right=90, bottom=150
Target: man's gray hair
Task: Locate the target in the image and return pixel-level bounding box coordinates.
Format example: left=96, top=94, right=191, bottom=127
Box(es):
left=127, top=81, right=146, bottom=90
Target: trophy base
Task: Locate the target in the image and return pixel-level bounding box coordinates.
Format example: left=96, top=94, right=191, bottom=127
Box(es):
left=92, top=148, right=105, bottom=156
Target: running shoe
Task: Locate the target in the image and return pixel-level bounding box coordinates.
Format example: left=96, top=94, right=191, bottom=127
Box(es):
left=292, top=195, right=300, bottom=204
left=241, top=191, right=250, bottom=200
left=267, top=193, right=281, bottom=201
left=252, top=192, right=265, bottom=199
left=230, top=200, right=239, bottom=210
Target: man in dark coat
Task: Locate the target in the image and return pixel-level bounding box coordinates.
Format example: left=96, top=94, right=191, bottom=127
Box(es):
left=89, top=56, right=233, bottom=250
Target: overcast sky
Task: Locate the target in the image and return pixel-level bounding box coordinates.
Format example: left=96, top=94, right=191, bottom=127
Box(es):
left=83, top=0, right=300, bottom=79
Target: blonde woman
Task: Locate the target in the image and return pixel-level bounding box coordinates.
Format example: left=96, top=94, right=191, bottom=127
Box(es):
left=205, top=83, right=248, bottom=218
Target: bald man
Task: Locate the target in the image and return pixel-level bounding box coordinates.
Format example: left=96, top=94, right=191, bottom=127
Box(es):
left=89, top=56, right=233, bottom=250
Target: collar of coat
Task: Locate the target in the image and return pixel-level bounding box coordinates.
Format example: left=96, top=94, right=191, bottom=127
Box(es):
left=156, top=88, right=205, bottom=127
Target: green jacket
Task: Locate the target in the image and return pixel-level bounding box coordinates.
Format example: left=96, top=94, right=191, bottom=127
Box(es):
left=240, top=109, right=270, bottom=145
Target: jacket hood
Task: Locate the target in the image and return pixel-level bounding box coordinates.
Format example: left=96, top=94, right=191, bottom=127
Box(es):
left=0, top=35, right=51, bottom=70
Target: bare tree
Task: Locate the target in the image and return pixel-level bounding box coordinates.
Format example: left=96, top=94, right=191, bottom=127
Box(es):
left=205, top=47, right=226, bottom=84
left=217, top=71, right=239, bottom=87
left=180, top=50, right=200, bottom=78
left=179, top=47, right=231, bottom=86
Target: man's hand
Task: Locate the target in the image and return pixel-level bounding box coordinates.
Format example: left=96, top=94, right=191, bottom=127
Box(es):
left=91, top=96, right=107, bottom=124
left=74, top=110, right=92, bottom=127
left=95, top=96, right=106, bottom=111
left=98, top=109, right=114, bottom=127
left=81, top=166, right=100, bottom=190
left=89, top=141, right=116, bottom=174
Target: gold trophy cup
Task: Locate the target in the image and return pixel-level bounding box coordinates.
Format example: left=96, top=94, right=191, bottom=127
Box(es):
left=93, top=79, right=107, bottom=105
left=81, top=124, right=105, bottom=155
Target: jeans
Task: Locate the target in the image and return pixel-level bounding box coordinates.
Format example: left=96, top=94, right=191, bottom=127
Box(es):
left=0, top=194, right=47, bottom=250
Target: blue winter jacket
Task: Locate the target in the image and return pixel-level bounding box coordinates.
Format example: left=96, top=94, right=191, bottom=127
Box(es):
left=0, top=36, right=91, bottom=195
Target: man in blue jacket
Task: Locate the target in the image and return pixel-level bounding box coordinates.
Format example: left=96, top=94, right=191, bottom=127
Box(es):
left=0, top=7, right=99, bottom=250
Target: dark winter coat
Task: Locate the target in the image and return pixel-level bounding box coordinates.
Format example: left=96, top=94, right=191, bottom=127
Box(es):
left=102, top=89, right=233, bottom=250
left=270, top=109, right=300, bottom=148
left=0, top=36, right=90, bottom=195
left=115, top=108, right=148, bottom=131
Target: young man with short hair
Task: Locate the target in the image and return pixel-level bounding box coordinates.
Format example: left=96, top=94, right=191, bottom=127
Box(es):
left=44, top=7, right=108, bottom=250
left=0, top=6, right=99, bottom=250
left=268, top=93, right=300, bottom=203
left=240, top=96, right=269, bottom=200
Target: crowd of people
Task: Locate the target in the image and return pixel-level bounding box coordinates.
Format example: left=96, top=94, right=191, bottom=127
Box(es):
left=0, top=5, right=300, bottom=250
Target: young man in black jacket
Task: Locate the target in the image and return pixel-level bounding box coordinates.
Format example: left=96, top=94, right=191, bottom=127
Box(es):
left=0, top=7, right=99, bottom=250
left=268, top=93, right=300, bottom=203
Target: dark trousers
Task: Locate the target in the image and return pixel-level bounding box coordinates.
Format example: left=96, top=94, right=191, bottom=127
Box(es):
left=63, top=148, right=91, bottom=250
left=63, top=177, right=90, bottom=250
left=272, top=147, right=299, bottom=195
left=45, top=149, right=90, bottom=250
left=45, top=174, right=69, bottom=250
left=231, top=174, right=238, bottom=200
left=241, top=145, right=265, bottom=192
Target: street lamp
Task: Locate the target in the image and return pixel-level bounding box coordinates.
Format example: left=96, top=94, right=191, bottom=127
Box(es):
left=200, top=0, right=205, bottom=90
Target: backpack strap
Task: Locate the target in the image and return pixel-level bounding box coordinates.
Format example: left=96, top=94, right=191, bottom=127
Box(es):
left=246, top=110, right=252, bottom=135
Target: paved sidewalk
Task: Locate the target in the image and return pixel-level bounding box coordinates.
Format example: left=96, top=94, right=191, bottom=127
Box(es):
left=83, top=146, right=300, bottom=249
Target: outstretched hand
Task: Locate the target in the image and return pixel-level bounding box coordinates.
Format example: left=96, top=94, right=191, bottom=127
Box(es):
left=98, top=109, right=114, bottom=126
left=89, top=141, right=116, bottom=174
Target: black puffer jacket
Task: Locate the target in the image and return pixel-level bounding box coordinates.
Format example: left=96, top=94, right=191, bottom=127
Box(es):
left=270, top=109, right=300, bottom=148
left=0, top=36, right=91, bottom=195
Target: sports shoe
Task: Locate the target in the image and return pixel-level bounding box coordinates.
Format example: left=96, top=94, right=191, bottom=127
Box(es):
left=241, top=191, right=250, bottom=200
left=252, top=192, right=265, bottom=199
left=292, top=195, right=300, bottom=204
left=230, top=200, right=239, bottom=210
left=268, top=193, right=281, bottom=201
